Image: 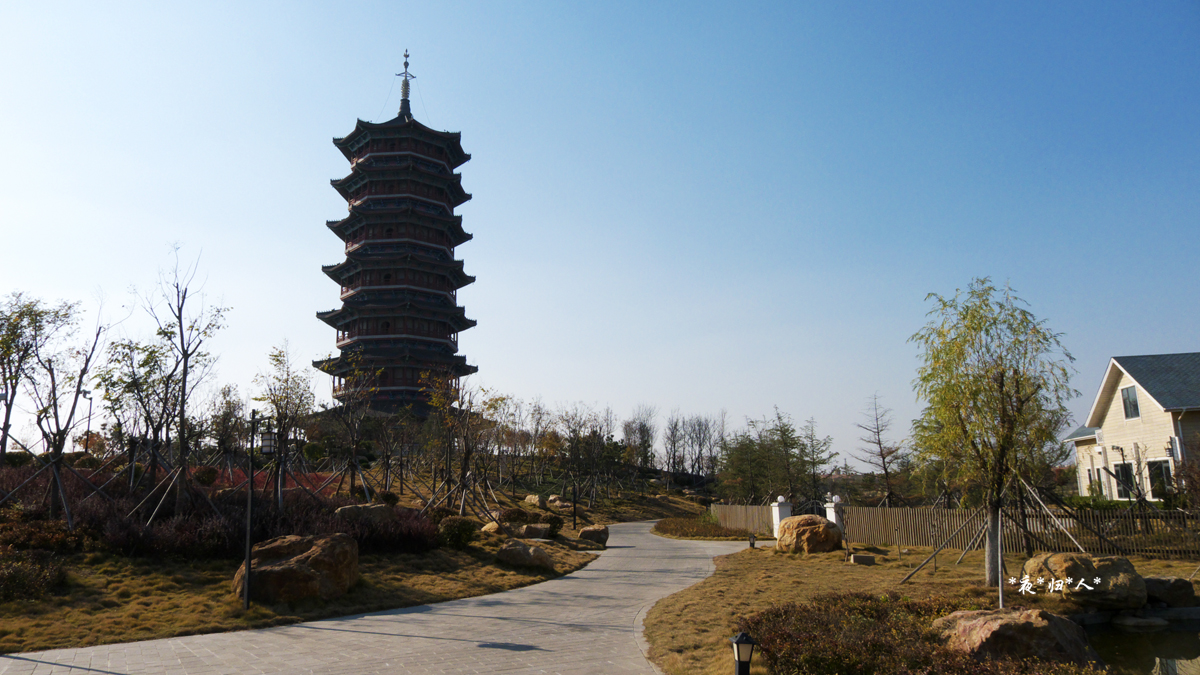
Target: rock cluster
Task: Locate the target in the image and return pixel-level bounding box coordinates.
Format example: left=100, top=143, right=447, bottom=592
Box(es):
left=775, top=514, right=842, bottom=553
left=1144, top=576, right=1198, bottom=608
left=1022, top=552, right=1146, bottom=610
left=579, top=524, right=609, bottom=546
left=496, top=539, right=554, bottom=570
left=932, top=608, right=1102, bottom=667
left=232, top=533, right=359, bottom=604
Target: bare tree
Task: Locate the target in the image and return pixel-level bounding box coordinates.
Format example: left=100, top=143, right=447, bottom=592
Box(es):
left=663, top=410, right=684, bottom=475
left=254, top=342, right=315, bottom=508
left=0, top=294, right=75, bottom=461
left=621, top=404, right=657, bottom=469
left=147, top=251, right=227, bottom=502
left=853, top=394, right=907, bottom=506
left=24, top=306, right=106, bottom=521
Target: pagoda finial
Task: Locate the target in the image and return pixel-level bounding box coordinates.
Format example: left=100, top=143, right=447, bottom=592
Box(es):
left=397, top=50, right=416, bottom=120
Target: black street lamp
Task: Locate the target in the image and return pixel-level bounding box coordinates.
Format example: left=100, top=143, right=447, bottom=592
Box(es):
left=81, top=389, right=93, bottom=455
left=730, top=632, right=758, bottom=675
left=243, top=410, right=259, bottom=610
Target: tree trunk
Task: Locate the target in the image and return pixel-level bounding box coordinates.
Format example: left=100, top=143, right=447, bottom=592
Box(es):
left=983, top=500, right=1003, bottom=587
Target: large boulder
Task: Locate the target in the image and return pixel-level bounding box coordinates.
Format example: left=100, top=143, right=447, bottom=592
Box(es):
left=579, top=524, right=609, bottom=546
left=1144, top=576, right=1197, bottom=608
left=1022, top=552, right=1146, bottom=610
left=232, top=533, right=359, bottom=604
left=496, top=539, right=554, bottom=570
left=932, top=608, right=1102, bottom=667
left=776, top=514, right=842, bottom=553
left=518, top=523, right=549, bottom=539
left=335, top=504, right=395, bottom=524
left=524, top=494, right=547, bottom=508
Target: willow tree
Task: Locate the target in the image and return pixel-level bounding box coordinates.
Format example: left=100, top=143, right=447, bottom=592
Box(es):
left=910, top=278, right=1076, bottom=587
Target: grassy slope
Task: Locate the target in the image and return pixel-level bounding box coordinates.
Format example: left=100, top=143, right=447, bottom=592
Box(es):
left=644, top=543, right=1200, bottom=675
left=0, top=491, right=700, bottom=654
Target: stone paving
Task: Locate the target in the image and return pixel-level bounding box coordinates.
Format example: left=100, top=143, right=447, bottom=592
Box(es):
left=0, top=522, right=744, bottom=675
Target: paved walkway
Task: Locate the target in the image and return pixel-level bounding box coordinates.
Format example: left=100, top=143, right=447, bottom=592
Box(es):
left=1, top=523, right=744, bottom=675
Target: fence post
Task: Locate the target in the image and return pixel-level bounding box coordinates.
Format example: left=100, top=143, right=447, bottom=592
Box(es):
left=771, top=498, right=792, bottom=538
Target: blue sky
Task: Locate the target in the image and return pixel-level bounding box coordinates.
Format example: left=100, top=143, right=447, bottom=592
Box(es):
left=1, top=2, right=1197, bottom=464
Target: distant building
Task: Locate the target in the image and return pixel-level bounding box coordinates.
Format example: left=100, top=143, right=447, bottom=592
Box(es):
left=1067, top=352, right=1200, bottom=500
left=315, top=55, right=477, bottom=411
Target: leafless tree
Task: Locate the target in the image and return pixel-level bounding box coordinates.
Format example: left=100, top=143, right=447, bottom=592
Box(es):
left=853, top=393, right=907, bottom=506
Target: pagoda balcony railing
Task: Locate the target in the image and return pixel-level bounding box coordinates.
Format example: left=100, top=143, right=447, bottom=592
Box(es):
left=340, top=282, right=454, bottom=300
left=335, top=331, right=458, bottom=349
left=346, top=230, right=451, bottom=252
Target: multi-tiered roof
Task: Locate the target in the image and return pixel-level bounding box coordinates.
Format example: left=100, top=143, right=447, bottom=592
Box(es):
left=315, top=54, right=476, bottom=410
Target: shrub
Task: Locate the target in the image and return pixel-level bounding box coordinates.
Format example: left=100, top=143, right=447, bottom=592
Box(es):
left=739, top=592, right=1096, bottom=675
left=0, top=549, right=67, bottom=601
left=302, top=442, right=326, bottom=462
left=426, top=506, right=457, bottom=526
left=2, top=452, right=33, bottom=468
left=1061, top=495, right=1124, bottom=511
left=499, top=508, right=529, bottom=523
left=653, top=516, right=752, bottom=539
left=0, top=520, right=90, bottom=554
left=437, top=516, right=476, bottom=550
left=192, top=466, right=219, bottom=487
left=538, top=513, right=564, bottom=538
left=375, top=491, right=400, bottom=506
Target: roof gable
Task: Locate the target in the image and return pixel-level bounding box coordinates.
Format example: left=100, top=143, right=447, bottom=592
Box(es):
left=1113, top=353, right=1200, bottom=411
left=1084, top=352, right=1200, bottom=426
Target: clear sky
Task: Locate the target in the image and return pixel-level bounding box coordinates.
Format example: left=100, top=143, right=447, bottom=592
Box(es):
left=1, top=2, right=1197, bottom=465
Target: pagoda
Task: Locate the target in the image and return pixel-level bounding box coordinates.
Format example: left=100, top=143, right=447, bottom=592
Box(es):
left=315, top=53, right=477, bottom=410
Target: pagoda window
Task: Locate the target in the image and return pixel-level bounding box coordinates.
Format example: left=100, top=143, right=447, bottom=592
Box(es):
left=383, top=273, right=392, bottom=283
left=385, top=227, right=393, bottom=237
left=381, top=321, right=390, bottom=332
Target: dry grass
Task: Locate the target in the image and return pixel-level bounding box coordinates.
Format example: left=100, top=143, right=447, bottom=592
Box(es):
left=0, top=532, right=593, bottom=654
left=644, top=543, right=1200, bottom=675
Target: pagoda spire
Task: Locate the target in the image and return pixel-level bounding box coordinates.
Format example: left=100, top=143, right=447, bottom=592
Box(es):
left=397, top=50, right=415, bottom=121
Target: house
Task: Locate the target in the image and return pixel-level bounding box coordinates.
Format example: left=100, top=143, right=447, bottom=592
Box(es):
left=1067, top=352, right=1200, bottom=501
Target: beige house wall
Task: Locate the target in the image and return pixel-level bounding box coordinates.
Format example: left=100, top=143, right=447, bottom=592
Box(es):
left=1076, top=369, right=1180, bottom=500
left=1180, top=411, right=1200, bottom=457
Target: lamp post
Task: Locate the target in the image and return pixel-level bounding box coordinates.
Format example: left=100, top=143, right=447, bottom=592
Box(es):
left=243, top=409, right=258, bottom=610
left=81, top=390, right=93, bottom=455
left=730, top=632, right=758, bottom=675
left=260, top=425, right=277, bottom=508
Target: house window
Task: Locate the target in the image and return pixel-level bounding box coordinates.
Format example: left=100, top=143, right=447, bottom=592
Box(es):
left=1121, top=386, right=1140, bottom=419
left=1114, top=463, right=1135, bottom=500
left=1148, top=460, right=1173, bottom=500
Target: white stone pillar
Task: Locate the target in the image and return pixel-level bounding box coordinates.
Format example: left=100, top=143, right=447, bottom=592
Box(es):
left=770, top=498, right=791, bottom=538
left=825, top=496, right=843, bottom=531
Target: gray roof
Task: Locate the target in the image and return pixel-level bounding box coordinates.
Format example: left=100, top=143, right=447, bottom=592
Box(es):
left=1115, top=352, right=1200, bottom=410
left=1065, top=426, right=1099, bottom=442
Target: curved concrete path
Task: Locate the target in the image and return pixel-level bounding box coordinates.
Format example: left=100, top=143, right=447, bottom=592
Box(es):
left=1, top=522, right=744, bottom=675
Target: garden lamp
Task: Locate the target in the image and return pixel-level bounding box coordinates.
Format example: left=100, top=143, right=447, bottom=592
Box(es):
left=730, top=632, right=758, bottom=675
left=260, top=428, right=276, bottom=456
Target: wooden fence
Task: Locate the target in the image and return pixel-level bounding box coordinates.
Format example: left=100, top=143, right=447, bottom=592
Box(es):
left=709, top=504, right=775, bottom=534
left=843, top=506, right=1200, bottom=559
left=713, top=504, right=1200, bottom=558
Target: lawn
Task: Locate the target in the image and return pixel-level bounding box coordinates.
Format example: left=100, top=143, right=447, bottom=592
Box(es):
left=644, top=542, right=1200, bottom=675
left=0, top=531, right=594, bottom=654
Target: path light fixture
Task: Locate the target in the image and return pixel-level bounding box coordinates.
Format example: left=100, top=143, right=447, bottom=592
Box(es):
left=260, top=427, right=276, bottom=456
left=730, top=632, right=758, bottom=675
left=748, top=534, right=756, bottom=549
